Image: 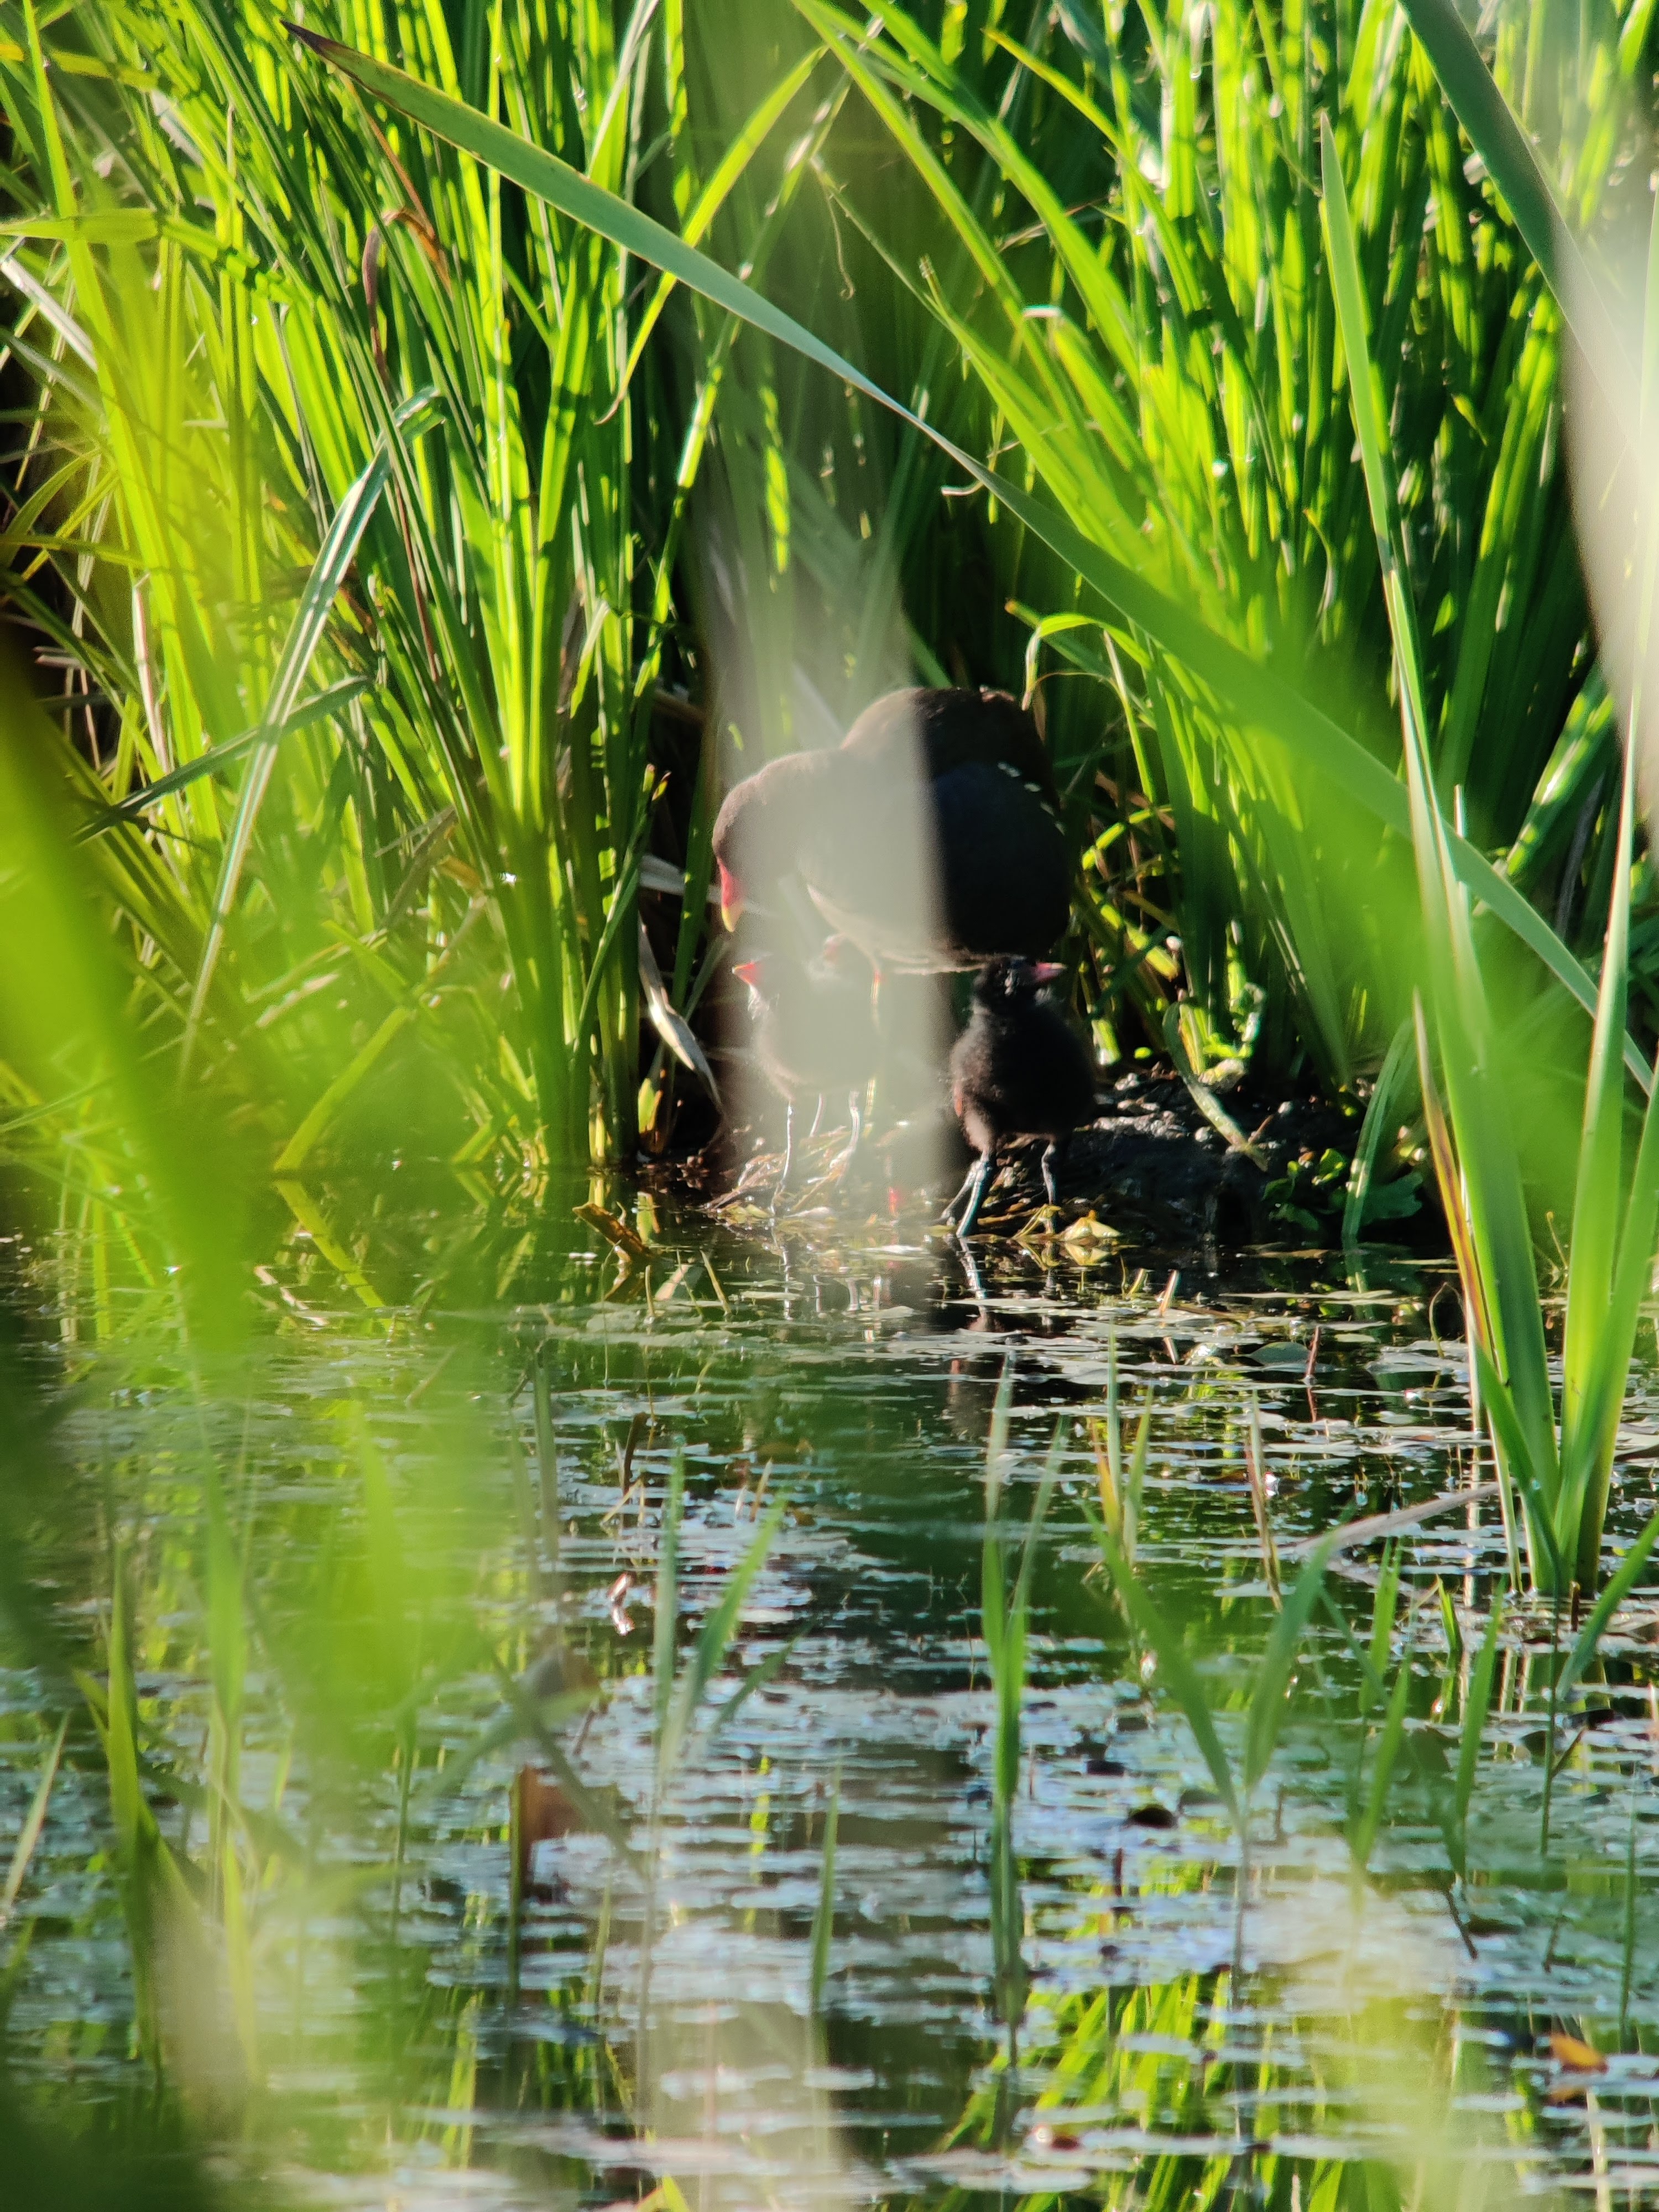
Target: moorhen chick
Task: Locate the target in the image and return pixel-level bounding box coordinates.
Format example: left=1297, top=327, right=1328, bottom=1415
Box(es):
left=713, top=687, right=1069, bottom=972
left=734, top=942, right=879, bottom=1210
left=943, top=957, right=1095, bottom=1237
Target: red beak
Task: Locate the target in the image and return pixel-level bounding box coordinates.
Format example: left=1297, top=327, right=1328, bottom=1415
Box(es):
left=733, top=958, right=764, bottom=989
left=718, top=860, right=744, bottom=932
left=1030, top=961, right=1067, bottom=984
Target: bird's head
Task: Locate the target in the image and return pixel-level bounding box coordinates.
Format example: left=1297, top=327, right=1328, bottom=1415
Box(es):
left=732, top=953, right=770, bottom=1006
left=712, top=754, right=823, bottom=934
left=718, top=859, right=744, bottom=932
left=972, top=956, right=1067, bottom=1009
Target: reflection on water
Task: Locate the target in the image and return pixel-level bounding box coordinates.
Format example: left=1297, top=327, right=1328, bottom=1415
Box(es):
left=2, top=1194, right=1658, bottom=2208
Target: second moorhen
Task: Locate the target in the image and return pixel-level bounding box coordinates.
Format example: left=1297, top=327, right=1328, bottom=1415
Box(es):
left=713, top=687, right=1070, bottom=971
left=943, top=957, right=1095, bottom=1237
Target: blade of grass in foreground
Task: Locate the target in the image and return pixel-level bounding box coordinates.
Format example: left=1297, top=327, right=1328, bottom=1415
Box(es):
left=283, top=24, right=1644, bottom=1082
left=1326, top=109, right=1565, bottom=1579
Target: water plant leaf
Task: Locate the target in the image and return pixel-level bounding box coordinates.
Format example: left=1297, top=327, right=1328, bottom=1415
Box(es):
left=273, top=1004, right=417, bottom=1175
left=1452, top=1593, right=1505, bottom=1879
left=575, top=1203, right=649, bottom=1261
left=1351, top=1628, right=1415, bottom=1870
left=638, top=921, right=722, bottom=1109
left=662, top=1493, right=788, bottom=1781
left=0, top=1718, right=66, bottom=1929
left=810, top=1766, right=839, bottom=2014
left=76, top=680, right=369, bottom=842
left=1243, top=1543, right=1331, bottom=1798
left=652, top=1452, right=683, bottom=1759
left=1549, top=2030, right=1607, bottom=2073
left=1556, top=1507, right=1659, bottom=1713
left=1095, top=1522, right=1240, bottom=1829
left=994, top=1428, right=1062, bottom=1809
left=1343, top=1020, right=1416, bottom=1251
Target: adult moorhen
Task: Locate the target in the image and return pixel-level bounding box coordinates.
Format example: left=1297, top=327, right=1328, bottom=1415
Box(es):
left=943, top=957, right=1095, bottom=1237
left=733, top=941, right=879, bottom=1210
left=713, top=687, right=1069, bottom=972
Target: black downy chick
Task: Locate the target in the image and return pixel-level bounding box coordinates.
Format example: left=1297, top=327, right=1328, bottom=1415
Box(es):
left=733, top=941, right=879, bottom=1211
left=943, top=957, right=1095, bottom=1237
left=713, top=687, right=1069, bottom=972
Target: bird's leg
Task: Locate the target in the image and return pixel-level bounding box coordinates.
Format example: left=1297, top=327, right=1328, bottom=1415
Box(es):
left=948, top=1152, right=995, bottom=1239
left=1040, top=1136, right=1067, bottom=1212
left=807, top=1093, right=825, bottom=1140
left=838, top=1087, right=864, bottom=1171
left=771, top=1101, right=795, bottom=1216
left=868, top=964, right=889, bottom=1135
left=940, top=1157, right=978, bottom=1229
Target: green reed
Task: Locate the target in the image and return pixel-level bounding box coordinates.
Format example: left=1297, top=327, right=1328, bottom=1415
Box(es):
left=775, top=0, right=1643, bottom=1083
left=1317, top=39, right=1659, bottom=1598
left=0, top=0, right=787, bottom=1191
left=9, top=0, right=1656, bottom=1193
left=979, top=1378, right=1060, bottom=2070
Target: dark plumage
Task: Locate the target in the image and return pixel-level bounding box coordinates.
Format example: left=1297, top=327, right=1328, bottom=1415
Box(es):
left=712, top=687, right=1070, bottom=972
left=943, top=957, right=1095, bottom=1237
left=734, top=942, right=878, bottom=1209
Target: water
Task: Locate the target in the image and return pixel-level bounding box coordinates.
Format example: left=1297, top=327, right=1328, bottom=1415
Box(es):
left=3, top=1196, right=1658, bottom=2208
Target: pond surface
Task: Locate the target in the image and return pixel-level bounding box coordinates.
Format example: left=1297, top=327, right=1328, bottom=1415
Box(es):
left=4, top=1196, right=1659, bottom=2209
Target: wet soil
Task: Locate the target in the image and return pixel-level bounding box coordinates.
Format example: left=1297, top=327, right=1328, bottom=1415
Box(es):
left=680, top=1061, right=1426, bottom=1252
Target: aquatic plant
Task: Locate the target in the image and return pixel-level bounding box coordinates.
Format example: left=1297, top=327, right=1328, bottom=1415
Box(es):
left=8, top=0, right=1653, bottom=1189
left=979, top=1376, right=1060, bottom=2062
left=1316, top=29, right=1659, bottom=1598
left=770, top=0, right=1649, bottom=1087
left=4, top=2, right=1659, bottom=2205
left=1094, top=1512, right=1333, bottom=1948
left=0, top=0, right=787, bottom=1188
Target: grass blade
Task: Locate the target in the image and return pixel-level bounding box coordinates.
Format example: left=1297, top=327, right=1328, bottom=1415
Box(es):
left=809, top=1766, right=839, bottom=2015
left=1352, top=1630, right=1414, bottom=1871
left=1243, top=1542, right=1331, bottom=1800
left=1343, top=1021, right=1416, bottom=1253
left=1096, top=1522, right=1239, bottom=1829
left=1453, top=1593, right=1505, bottom=1876
left=0, top=1716, right=67, bottom=1928
left=184, top=387, right=444, bottom=1052
left=1556, top=1509, right=1659, bottom=1713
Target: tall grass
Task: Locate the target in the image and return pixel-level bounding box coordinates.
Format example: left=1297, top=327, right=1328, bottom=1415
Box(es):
left=0, top=0, right=792, bottom=1201
left=8, top=0, right=1657, bottom=1219
left=786, top=0, right=1647, bottom=1082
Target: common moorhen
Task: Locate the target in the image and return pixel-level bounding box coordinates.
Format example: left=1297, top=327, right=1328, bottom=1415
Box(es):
left=943, top=957, right=1095, bottom=1237
left=713, top=687, right=1069, bottom=971
left=734, top=941, right=879, bottom=1209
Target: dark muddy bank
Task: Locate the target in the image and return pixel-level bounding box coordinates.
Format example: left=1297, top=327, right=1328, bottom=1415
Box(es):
left=679, top=1062, right=1432, bottom=1251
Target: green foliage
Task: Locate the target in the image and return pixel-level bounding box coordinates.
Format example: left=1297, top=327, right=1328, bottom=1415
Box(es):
left=0, top=0, right=776, bottom=1197
left=979, top=1375, right=1059, bottom=2037
left=1094, top=1516, right=1333, bottom=1844
left=781, top=0, right=1645, bottom=1080
left=6, top=0, right=1653, bottom=1228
